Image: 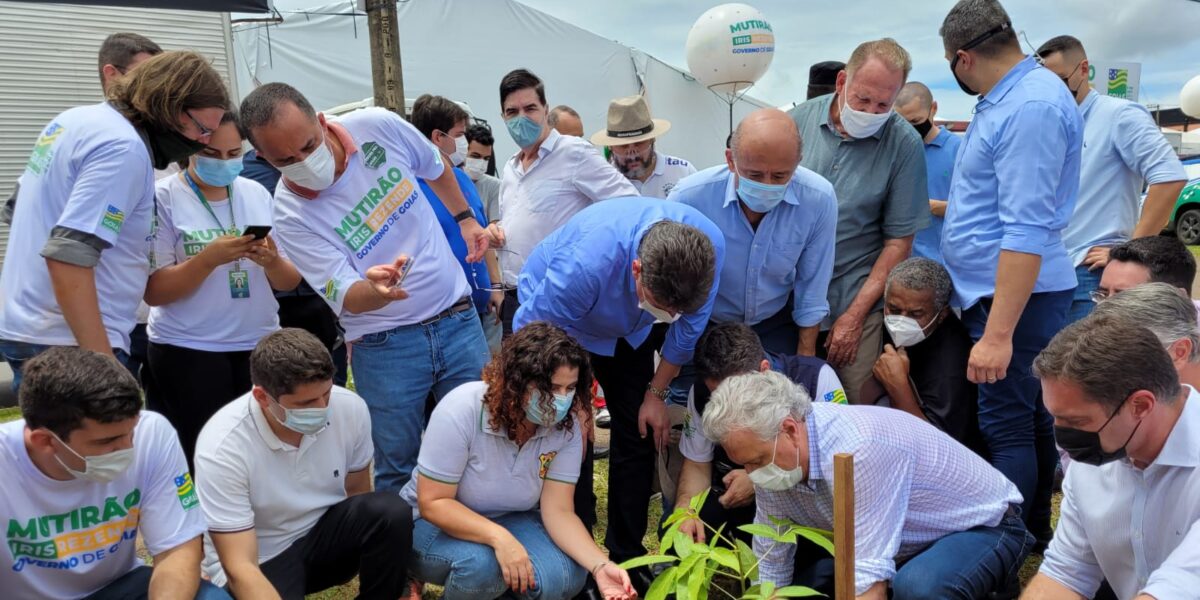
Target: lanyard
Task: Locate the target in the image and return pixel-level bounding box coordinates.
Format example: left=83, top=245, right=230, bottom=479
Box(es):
left=182, top=170, right=236, bottom=234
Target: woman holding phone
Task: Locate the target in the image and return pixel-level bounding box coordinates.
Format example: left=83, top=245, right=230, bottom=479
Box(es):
left=144, top=109, right=302, bottom=465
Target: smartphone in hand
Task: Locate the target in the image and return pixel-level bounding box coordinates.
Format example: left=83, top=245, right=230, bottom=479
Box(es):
left=391, top=256, right=416, bottom=290
left=243, top=225, right=272, bottom=240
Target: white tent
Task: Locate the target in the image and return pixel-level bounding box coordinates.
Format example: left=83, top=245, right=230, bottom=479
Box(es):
left=231, top=0, right=772, bottom=169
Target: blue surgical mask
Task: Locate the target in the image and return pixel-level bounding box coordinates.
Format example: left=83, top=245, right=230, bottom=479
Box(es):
left=194, top=156, right=244, bottom=187
left=506, top=115, right=543, bottom=149
left=735, top=165, right=788, bottom=213
left=526, top=389, right=575, bottom=426
left=270, top=398, right=329, bottom=436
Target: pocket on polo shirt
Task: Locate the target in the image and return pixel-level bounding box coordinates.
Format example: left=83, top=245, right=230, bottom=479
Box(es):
left=763, top=242, right=804, bottom=283
left=523, top=179, right=568, bottom=214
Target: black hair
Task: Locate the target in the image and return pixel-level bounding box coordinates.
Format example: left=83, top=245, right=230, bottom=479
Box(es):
left=19, top=348, right=142, bottom=442
left=499, top=68, right=546, bottom=108
left=1109, top=236, right=1197, bottom=291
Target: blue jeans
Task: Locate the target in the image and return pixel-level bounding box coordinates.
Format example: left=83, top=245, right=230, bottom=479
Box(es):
left=1066, top=264, right=1101, bottom=325
left=962, top=290, right=1071, bottom=538
left=351, top=307, right=490, bottom=491
left=410, top=511, right=586, bottom=600
left=0, top=340, right=129, bottom=393
left=890, top=512, right=1033, bottom=599
left=481, top=310, right=504, bottom=356
left=82, top=565, right=231, bottom=600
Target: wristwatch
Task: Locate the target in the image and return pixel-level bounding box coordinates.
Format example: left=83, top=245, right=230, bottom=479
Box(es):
left=453, top=209, right=474, bottom=223
left=646, top=384, right=669, bottom=400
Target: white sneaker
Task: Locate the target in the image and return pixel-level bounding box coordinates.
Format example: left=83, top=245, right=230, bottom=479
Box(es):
left=596, top=407, right=611, bottom=428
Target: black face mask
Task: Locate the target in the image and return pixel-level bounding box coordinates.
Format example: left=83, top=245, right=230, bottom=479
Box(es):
left=1054, top=396, right=1143, bottom=466
left=145, top=125, right=207, bottom=170
left=949, top=21, right=1013, bottom=97
left=911, top=118, right=934, bottom=139
left=950, top=54, right=978, bottom=96
left=1060, top=60, right=1086, bottom=96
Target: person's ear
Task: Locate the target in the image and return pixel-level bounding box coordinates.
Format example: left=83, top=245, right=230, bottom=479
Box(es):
left=1079, top=59, right=1089, bottom=81
left=725, top=148, right=736, bottom=173
left=100, top=64, right=121, bottom=87
left=252, top=386, right=272, bottom=411
left=317, top=112, right=327, bottom=128
left=1129, top=390, right=1157, bottom=419
left=758, top=359, right=770, bottom=373
left=835, top=70, right=848, bottom=96
left=631, top=258, right=641, bottom=279
left=26, top=428, right=57, bottom=455
left=929, top=101, right=938, bottom=121
left=1169, top=339, right=1192, bottom=371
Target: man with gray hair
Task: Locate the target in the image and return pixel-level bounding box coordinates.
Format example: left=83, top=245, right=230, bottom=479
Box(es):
left=1091, top=282, right=1200, bottom=389
left=1026, top=314, right=1200, bottom=599
left=704, top=370, right=1027, bottom=598
left=788, top=38, right=928, bottom=405
left=871, top=258, right=984, bottom=455
left=548, top=104, right=584, bottom=137
left=893, top=82, right=962, bottom=263
left=938, top=0, right=1082, bottom=545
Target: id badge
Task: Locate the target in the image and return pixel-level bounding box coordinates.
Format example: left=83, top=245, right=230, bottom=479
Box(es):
left=228, top=268, right=250, bottom=299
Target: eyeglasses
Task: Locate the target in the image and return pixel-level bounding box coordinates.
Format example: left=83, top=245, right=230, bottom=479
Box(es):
left=1089, top=289, right=1111, bottom=304
left=470, top=248, right=521, bottom=292
left=951, top=21, right=1012, bottom=72
left=185, top=110, right=213, bottom=138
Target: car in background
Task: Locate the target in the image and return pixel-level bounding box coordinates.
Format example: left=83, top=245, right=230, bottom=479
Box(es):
left=1166, top=177, right=1200, bottom=244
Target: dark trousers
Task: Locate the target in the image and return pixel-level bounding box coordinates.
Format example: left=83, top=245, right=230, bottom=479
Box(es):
left=127, top=323, right=149, bottom=387
left=145, top=343, right=252, bottom=468
left=277, top=293, right=348, bottom=386
left=259, top=491, right=413, bottom=600
left=694, top=489, right=756, bottom=547
left=501, top=289, right=520, bottom=337
left=962, top=289, right=1072, bottom=541
left=589, top=326, right=667, bottom=562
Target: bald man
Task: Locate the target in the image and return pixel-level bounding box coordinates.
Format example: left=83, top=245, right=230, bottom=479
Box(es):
left=548, top=105, right=584, bottom=137
left=672, top=109, right=838, bottom=358
left=895, top=82, right=962, bottom=263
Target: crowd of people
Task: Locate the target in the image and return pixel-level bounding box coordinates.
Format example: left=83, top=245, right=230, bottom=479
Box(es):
left=0, top=0, right=1196, bottom=598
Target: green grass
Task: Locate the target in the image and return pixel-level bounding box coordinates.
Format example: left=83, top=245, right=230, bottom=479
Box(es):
left=0, top=406, right=20, bottom=423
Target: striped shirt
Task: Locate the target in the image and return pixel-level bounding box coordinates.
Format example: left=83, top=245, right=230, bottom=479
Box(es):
left=753, top=403, right=1021, bottom=593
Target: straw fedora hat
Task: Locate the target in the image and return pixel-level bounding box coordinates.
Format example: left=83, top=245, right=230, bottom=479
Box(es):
left=589, top=95, right=672, bottom=146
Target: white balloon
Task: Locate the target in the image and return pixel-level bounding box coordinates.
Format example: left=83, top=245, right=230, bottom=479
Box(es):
left=1182, top=74, right=1200, bottom=119
left=685, top=3, right=775, bottom=102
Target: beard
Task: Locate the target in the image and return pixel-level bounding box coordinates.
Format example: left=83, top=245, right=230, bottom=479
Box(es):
left=613, top=143, right=654, bottom=178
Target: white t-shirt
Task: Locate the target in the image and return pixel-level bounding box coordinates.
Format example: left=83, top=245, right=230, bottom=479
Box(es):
left=679, top=364, right=844, bottom=462
left=273, top=108, right=471, bottom=342
left=147, top=174, right=280, bottom=352
left=0, top=103, right=154, bottom=351
left=630, top=151, right=697, bottom=199
left=194, top=387, right=373, bottom=587
left=0, top=412, right=205, bottom=600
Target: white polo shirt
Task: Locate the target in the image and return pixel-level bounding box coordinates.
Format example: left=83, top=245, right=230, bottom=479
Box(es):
left=273, top=108, right=471, bottom=341
left=0, top=103, right=154, bottom=351
left=629, top=151, right=697, bottom=199
left=147, top=174, right=280, bottom=352
left=194, top=387, right=373, bottom=587
left=498, top=130, right=637, bottom=280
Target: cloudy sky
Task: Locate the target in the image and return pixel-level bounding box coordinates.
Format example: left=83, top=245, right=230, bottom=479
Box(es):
left=518, top=0, right=1200, bottom=120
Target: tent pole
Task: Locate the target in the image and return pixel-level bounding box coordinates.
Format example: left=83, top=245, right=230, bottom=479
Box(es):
left=365, top=0, right=406, bottom=118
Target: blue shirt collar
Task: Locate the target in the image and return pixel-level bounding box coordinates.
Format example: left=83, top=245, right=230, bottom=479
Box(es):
left=1079, top=89, right=1100, bottom=116
left=720, top=166, right=801, bottom=209
left=927, top=126, right=952, bottom=148
left=977, top=55, right=1039, bottom=111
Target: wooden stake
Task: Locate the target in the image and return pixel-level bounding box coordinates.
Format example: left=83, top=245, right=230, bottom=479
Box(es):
left=834, top=453, right=855, bottom=600
left=365, top=0, right=406, bottom=118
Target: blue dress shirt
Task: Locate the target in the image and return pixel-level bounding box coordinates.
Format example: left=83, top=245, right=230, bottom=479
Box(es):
left=941, top=56, right=1082, bottom=309
left=420, top=167, right=491, bottom=314
left=514, top=197, right=725, bottom=365
left=912, top=127, right=962, bottom=262
left=672, top=165, right=837, bottom=327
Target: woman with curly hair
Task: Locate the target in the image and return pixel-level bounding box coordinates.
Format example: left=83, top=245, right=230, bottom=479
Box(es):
left=400, top=322, right=636, bottom=600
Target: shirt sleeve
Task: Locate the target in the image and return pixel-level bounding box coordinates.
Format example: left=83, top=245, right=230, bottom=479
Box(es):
left=880, top=134, right=929, bottom=240
left=571, top=144, right=638, bottom=202
left=543, top=422, right=583, bottom=485
left=53, top=138, right=151, bottom=248
left=514, top=249, right=601, bottom=334
left=151, top=180, right=179, bottom=270
left=679, top=387, right=714, bottom=462
left=137, top=414, right=208, bottom=554
left=1037, top=470, right=1104, bottom=597
left=849, top=442, right=915, bottom=594
left=994, top=102, right=1073, bottom=256
left=1113, top=103, right=1187, bottom=186
left=752, top=490, right=796, bottom=587
left=1142, top=517, right=1200, bottom=599
left=383, top=110, right=446, bottom=181
left=194, top=428, right=255, bottom=534
left=272, top=206, right=363, bottom=317
left=815, top=365, right=847, bottom=404
left=346, top=391, right=374, bottom=472
left=661, top=224, right=725, bottom=365
left=792, top=188, right=837, bottom=327
left=414, top=390, right=477, bottom=484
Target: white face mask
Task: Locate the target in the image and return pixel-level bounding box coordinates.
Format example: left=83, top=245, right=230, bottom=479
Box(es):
left=748, top=434, right=804, bottom=491
left=51, top=432, right=135, bottom=483
left=884, top=314, right=936, bottom=348
left=639, top=298, right=680, bottom=323
left=278, top=133, right=336, bottom=191
left=450, top=135, right=469, bottom=167
left=839, top=92, right=892, bottom=139
left=464, top=157, right=488, bottom=180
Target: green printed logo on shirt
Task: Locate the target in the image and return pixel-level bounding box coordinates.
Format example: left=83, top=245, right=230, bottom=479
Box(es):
left=174, top=473, right=199, bottom=510
left=362, top=142, right=387, bottom=169
left=181, top=228, right=227, bottom=257
left=332, top=166, right=419, bottom=254
left=100, top=205, right=125, bottom=234
left=6, top=489, right=141, bottom=566
left=26, top=123, right=65, bottom=176
left=322, top=279, right=339, bottom=302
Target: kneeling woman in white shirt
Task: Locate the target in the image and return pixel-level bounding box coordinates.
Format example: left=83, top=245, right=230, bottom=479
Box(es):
left=401, top=322, right=636, bottom=600
left=144, top=110, right=301, bottom=465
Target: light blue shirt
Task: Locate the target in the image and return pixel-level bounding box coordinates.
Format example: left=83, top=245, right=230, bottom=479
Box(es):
left=1063, top=90, right=1187, bottom=266
left=671, top=165, right=837, bottom=328
left=514, top=197, right=725, bottom=365
left=912, top=127, right=963, bottom=262
left=752, top=403, right=1021, bottom=594
left=941, top=56, right=1082, bottom=309
left=1040, top=387, right=1200, bottom=599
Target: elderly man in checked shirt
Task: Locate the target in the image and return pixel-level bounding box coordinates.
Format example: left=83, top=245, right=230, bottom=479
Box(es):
left=702, top=370, right=1030, bottom=599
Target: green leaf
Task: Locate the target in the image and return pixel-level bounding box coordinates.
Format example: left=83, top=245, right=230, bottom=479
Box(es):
left=774, top=585, right=826, bottom=597
left=687, top=560, right=705, bottom=599
left=617, top=555, right=678, bottom=570
left=761, top=580, right=776, bottom=597
left=736, top=538, right=758, bottom=580
left=645, top=566, right=678, bottom=600
left=739, top=523, right=789, bottom=543
left=661, top=525, right=677, bottom=555
left=690, top=488, right=711, bottom=512
left=675, top=529, right=695, bottom=558
left=663, top=508, right=691, bottom=528
left=791, top=527, right=835, bottom=556
left=710, top=547, right=740, bottom=571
